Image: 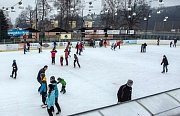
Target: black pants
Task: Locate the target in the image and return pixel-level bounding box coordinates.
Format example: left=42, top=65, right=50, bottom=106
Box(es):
left=38, top=48, right=41, bottom=53
left=163, top=65, right=168, bottom=72
left=74, top=60, right=80, bottom=68
left=24, top=48, right=26, bottom=54
left=65, top=58, right=68, bottom=66
left=42, top=92, right=47, bottom=105
left=55, top=98, right=61, bottom=112
left=60, top=86, right=66, bottom=94
left=76, top=49, right=79, bottom=54
left=52, top=57, right=55, bottom=64
left=173, top=43, right=176, bottom=47
left=47, top=106, right=54, bottom=116
left=11, top=69, right=17, bottom=79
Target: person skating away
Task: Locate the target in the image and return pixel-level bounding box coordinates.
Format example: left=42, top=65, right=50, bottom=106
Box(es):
left=157, top=38, right=160, bottom=46
left=79, top=42, right=84, bottom=55
left=64, top=49, right=69, bottom=66
left=60, top=55, right=64, bottom=66
left=116, top=41, right=121, bottom=49
left=75, top=42, right=79, bottom=54
left=113, top=43, right=117, bottom=51
left=111, top=43, right=114, bottom=50
left=68, top=43, right=72, bottom=57
left=117, top=80, right=133, bottom=103
left=23, top=43, right=27, bottom=54
left=50, top=76, right=61, bottom=115
left=161, top=55, right=169, bottom=73
left=37, top=65, right=48, bottom=92
left=143, top=43, right=147, bottom=53
left=10, top=60, right=18, bottom=79
left=141, top=44, right=143, bottom=53
left=51, top=48, right=57, bottom=65
left=170, top=41, right=173, bottom=47
left=57, top=77, right=66, bottom=94
left=104, top=40, right=107, bottom=48
left=173, top=38, right=177, bottom=47
left=74, top=54, right=81, bottom=68
left=27, top=42, right=30, bottom=52
left=37, top=43, right=41, bottom=53
left=39, top=73, right=47, bottom=108
left=46, top=84, right=55, bottom=116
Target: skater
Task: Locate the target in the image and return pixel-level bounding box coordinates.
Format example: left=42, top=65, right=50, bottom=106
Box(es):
left=113, top=43, right=117, bottom=51
left=111, top=43, right=114, bottom=50
left=60, top=55, right=64, bottom=66
left=141, top=44, right=143, bottom=53
left=23, top=43, right=27, bottom=54
left=170, top=41, right=173, bottom=47
left=57, top=77, right=66, bottom=94
left=116, top=40, right=121, bottom=49
left=68, top=43, right=72, bottom=57
left=74, top=54, right=81, bottom=68
left=37, top=65, right=48, bottom=91
left=53, top=41, right=57, bottom=49
left=64, top=49, right=69, bottom=66
left=51, top=48, right=57, bottom=65
left=143, top=43, right=147, bottom=52
left=79, top=42, right=83, bottom=55
left=39, top=73, right=47, bottom=108
left=161, top=55, right=169, bottom=73
left=157, top=38, right=160, bottom=46
left=104, top=40, right=107, bottom=48
left=37, top=42, right=41, bottom=53
left=75, top=42, right=79, bottom=54
left=46, top=84, right=55, bottom=116
left=117, top=80, right=133, bottom=103
left=173, top=38, right=177, bottom=47
left=27, top=42, right=30, bottom=52
left=10, top=60, right=18, bottom=79
left=50, top=76, right=61, bottom=115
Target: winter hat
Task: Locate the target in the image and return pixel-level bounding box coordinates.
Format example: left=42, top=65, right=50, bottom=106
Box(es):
left=127, top=80, right=133, bottom=87
left=57, top=77, right=62, bottom=81
left=13, top=60, right=16, bottom=63
left=50, top=76, right=55, bottom=83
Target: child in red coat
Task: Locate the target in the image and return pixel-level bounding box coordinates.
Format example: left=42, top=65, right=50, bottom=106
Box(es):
left=51, top=48, right=57, bottom=64
left=60, top=55, right=64, bottom=66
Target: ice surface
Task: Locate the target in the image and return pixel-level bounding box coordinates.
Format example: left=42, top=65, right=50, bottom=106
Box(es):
left=0, top=45, right=180, bottom=116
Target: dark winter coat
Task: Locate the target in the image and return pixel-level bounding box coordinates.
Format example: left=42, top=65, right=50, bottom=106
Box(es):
left=117, top=84, right=132, bottom=102
left=37, top=68, right=46, bottom=83
left=74, top=55, right=78, bottom=61
left=161, top=57, right=169, bottom=66
left=12, top=62, right=18, bottom=71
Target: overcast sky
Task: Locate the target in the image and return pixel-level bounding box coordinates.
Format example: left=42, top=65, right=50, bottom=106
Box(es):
left=0, top=0, right=180, bottom=24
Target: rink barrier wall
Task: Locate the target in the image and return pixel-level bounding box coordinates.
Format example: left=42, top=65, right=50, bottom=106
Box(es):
left=68, top=87, right=180, bottom=116
left=0, top=40, right=179, bottom=51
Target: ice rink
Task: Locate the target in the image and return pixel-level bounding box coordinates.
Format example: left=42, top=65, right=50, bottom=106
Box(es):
left=0, top=45, right=180, bottom=116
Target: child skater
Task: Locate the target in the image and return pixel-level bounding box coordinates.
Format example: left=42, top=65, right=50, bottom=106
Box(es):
left=39, top=73, right=47, bottom=108
left=10, top=60, right=18, bottom=79
left=46, top=84, right=55, bottom=116
left=57, top=77, right=66, bottom=94
left=60, top=55, right=64, bottom=66
left=51, top=48, right=57, bottom=65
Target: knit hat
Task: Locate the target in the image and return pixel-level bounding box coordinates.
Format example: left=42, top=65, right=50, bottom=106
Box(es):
left=50, top=76, right=55, bottom=83
left=13, top=60, right=16, bottom=63
left=127, top=80, right=133, bottom=87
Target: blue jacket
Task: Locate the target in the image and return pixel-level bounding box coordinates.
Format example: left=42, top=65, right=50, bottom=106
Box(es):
left=39, top=83, right=47, bottom=94
left=52, top=82, right=59, bottom=98
left=46, top=90, right=55, bottom=109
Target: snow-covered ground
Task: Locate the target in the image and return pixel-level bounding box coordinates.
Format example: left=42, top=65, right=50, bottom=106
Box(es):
left=0, top=45, right=180, bottom=116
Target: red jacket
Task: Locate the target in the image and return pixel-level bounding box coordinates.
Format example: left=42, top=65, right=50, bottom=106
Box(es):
left=51, top=50, right=57, bottom=58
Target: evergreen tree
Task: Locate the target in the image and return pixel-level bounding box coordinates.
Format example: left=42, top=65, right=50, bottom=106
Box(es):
left=0, top=10, right=9, bottom=40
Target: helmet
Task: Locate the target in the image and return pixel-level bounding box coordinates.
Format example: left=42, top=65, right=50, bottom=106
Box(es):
left=50, top=76, right=55, bottom=82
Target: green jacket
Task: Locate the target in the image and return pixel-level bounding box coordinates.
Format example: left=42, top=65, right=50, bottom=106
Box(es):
left=58, top=79, right=66, bottom=86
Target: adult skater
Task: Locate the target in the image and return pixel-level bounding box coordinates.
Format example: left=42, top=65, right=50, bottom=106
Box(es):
left=46, top=84, right=55, bottom=116
left=173, top=38, right=177, bottom=47
left=50, top=48, right=57, bottom=65
left=74, top=54, right=81, bottom=68
left=23, top=43, right=27, bottom=54
left=37, top=65, right=48, bottom=91
left=64, top=49, right=69, bottom=66
left=27, top=42, right=30, bottom=52
left=157, top=38, right=160, bottom=46
left=143, top=43, right=147, bottom=52
left=117, top=80, right=133, bottom=103
left=170, top=41, right=173, bottom=47
left=116, top=40, right=121, bottom=49
left=10, top=60, right=18, bottom=79
left=161, top=55, right=169, bottom=73
left=50, top=76, right=61, bottom=115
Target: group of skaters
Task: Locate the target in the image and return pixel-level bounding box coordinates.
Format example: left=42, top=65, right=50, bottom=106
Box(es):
left=37, top=65, right=66, bottom=116
left=157, top=38, right=178, bottom=48
left=50, top=41, right=81, bottom=68
left=140, top=43, right=147, bottom=53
